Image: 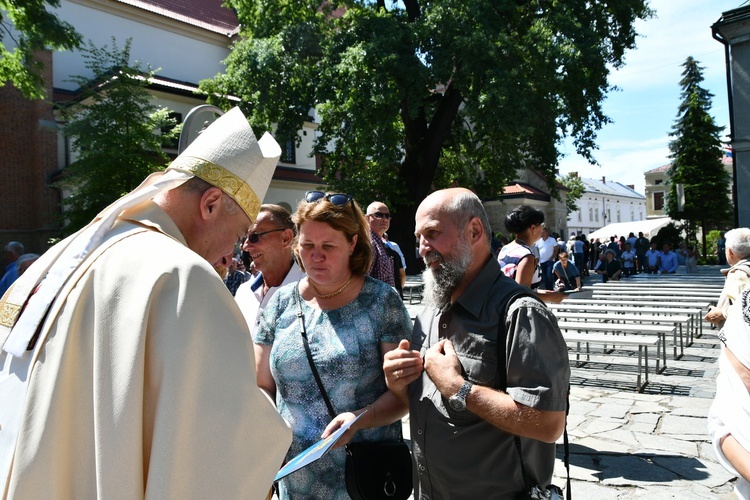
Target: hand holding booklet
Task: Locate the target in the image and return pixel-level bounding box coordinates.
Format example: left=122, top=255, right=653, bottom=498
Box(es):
left=274, top=409, right=367, bottom=482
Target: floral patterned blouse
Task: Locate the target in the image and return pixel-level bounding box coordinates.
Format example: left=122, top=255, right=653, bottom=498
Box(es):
left=254, top=276, right=412, bottom=500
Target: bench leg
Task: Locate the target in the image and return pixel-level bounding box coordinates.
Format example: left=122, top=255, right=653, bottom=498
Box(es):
left=659, top=333, right=666, bottom=374
left=637, top=345, right=643, bottom=392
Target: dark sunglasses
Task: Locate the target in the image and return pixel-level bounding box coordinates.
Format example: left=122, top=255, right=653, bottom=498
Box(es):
left=368, top=212, right=391, bottom=220
left=245, top=228, right=286, bottom=243
left=304, top=190, right=353, bottom=207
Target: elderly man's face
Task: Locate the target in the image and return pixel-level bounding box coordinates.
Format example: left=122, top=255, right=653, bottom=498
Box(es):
left=205, top=200, right=252, bottom=268
left=366, top=202, right=391, bottom=237
left=415, top=202, right=472, bottom=306
left=243, top=211, right=291, bottom=275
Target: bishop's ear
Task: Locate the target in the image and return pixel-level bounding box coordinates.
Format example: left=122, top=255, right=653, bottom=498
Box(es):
left=199, top=187, right=225, bottom=219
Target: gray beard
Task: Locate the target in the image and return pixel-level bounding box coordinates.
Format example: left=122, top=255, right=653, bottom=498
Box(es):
left=421, top=240, right=472, bottom=308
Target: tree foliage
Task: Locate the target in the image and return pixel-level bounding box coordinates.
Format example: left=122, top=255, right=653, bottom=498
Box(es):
left=55, top=38, right=179, bottom=234
left=666, top=57, right=732, bottom=249
left=559, top=173, right=585, bottom=215
left=1, top=0, right=82, bottom=99
left=202, top=0, right=650, bottom=263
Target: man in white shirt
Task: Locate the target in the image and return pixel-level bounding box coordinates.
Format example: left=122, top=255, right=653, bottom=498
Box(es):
left=620, top=242, right=637, bottom=277
left=236, top=204, right=305, bottom=334
left=534, top=227, right=558, bottom=290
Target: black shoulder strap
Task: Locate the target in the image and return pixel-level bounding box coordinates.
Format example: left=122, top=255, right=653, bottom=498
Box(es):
left=499, top=288, right=572, bottom=500
left=295, top=283, right=337, bottom=419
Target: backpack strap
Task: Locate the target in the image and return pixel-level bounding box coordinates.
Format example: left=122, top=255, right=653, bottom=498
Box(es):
left=498, top=289, right=571, bottom=500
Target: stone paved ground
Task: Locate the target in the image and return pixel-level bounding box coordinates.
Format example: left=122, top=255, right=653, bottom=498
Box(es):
left=404, top=265, right=740, bottom=498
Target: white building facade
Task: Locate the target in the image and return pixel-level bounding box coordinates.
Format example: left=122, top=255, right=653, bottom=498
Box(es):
left=567, top=176, right=646, bottom=237
left=36, top=0, right=323, bottom=225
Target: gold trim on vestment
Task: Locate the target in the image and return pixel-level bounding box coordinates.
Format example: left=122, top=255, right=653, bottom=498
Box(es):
left=168, top=156, right=261, bottom=219
left=0, top=301, right=21, bottom=328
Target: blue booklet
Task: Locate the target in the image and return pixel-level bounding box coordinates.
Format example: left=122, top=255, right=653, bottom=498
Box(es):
left=274, top=410, right=368, bottom=482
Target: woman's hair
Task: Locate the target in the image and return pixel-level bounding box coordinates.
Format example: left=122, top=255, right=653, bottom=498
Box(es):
left=504, top=205, right=545, bottom=234
left=558, top=251, right=569, bottom=259
left=725, top=228, right=750, bottom=259
left=292, top=195, right=373, bottom=275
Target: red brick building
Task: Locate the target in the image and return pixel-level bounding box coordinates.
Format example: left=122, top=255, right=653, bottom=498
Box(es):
left=0, top=50, right=62, bottom=253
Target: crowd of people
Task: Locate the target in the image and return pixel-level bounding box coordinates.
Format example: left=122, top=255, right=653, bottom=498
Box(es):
left=2, top=105, right=748, bottom=498
left=0, top=110, right=569, bottom=499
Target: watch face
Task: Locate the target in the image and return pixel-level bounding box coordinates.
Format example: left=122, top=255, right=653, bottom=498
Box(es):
left=449, top=395, right=466, bottom=412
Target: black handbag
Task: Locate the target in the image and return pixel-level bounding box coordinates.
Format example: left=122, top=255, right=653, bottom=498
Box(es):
left=344, top=441, right=413, bottom=500
left=294, top=285, right=413, bottom=500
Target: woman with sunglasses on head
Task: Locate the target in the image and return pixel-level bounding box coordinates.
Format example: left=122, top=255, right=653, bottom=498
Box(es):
left=497, top=205, right=566, bottom=303
left=253, top=191, right=412, bottom=499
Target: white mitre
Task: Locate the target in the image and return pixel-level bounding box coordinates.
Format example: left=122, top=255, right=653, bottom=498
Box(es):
left=0, top=107, right=280, bottom=357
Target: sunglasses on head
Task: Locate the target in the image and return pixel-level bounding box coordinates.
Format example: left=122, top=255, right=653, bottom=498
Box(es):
left=245, top=228, right=286, bottom=243
left=304, top=190, right=353, bottom=207
left=368, top=212, right=391, bottom=220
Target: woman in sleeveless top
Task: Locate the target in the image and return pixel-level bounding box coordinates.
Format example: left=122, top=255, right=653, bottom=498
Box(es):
left=497, top=205, right=565, bottom=303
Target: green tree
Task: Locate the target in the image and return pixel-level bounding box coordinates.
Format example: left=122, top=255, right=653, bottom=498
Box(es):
left=666, top=56, right=732, bottom=254
left=55, top=38, right=179, bottom=234
left=1, top=0, right=82, bottom=99
left=559, top=173, right=585, bottom=216
left=202, top=0, right=650, bottom=264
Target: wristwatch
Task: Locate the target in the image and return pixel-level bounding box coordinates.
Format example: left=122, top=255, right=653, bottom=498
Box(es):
left=448, top=380, right=473, bottom=412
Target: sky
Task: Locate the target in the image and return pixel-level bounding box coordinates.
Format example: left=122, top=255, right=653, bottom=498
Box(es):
left=557, top=0, right=746, bottom=195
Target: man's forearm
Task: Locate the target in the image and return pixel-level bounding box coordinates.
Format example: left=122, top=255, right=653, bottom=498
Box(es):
left=465, top=384, right=565, bottom=443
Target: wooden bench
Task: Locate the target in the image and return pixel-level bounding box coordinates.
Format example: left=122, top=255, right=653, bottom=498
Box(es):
left=553, top=311, right=690, bottom=359
left=591, top=289, right=719, bottom=300
left=591, top=278, right=724, bottom=290
left=562, top=331, right=660, bottom=392
left=559, top=298, right=708, bottom=339
left=402, top=281, right=424, bottom=304
left=590, top=294, right=714, bottom=306
left=557, top=321, right=672, bottom=373
left=547, top=299, right=703, bottom=346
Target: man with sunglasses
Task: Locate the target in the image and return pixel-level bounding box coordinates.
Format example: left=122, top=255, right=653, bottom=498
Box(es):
left=235, top=204, right=304, bottom=335
left=365, top=201, right=396, bottom=288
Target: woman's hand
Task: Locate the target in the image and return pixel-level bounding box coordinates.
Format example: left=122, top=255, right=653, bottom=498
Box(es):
left=383, top=339, right=424, bottom=396
left=536, top=289, right=566, bottom=303
left=321, top=411, right=361, bottom=449
left=704, top=306, right=725, bottom=326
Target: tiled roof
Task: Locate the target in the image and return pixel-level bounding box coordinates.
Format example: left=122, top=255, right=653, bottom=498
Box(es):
left=580, top=178, right=645, bottom=199
left=645, top=163, right=670, bottom=174
left=501, top=182, right=550, bottom=201
left=116, top=0, right=239, bottom=36
left=646, top=154, right=732, bottom=173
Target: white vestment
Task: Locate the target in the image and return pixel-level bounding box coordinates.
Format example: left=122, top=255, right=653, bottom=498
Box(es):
left=235, top=262, right=305, bottom=335
left=0, top=201, right=291, bottom=499
left=708, top=297, right=750, bottom=499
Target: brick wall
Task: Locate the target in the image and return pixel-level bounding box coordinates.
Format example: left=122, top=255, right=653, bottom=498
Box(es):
left=0, top=50, right=62, bottom=254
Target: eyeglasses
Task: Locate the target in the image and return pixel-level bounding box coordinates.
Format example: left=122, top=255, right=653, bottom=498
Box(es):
left=245, top=228, right=286, bottom=244
left=304, top=190, right=353, bottom=207
left=368, top=212, right=391, bottom=220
